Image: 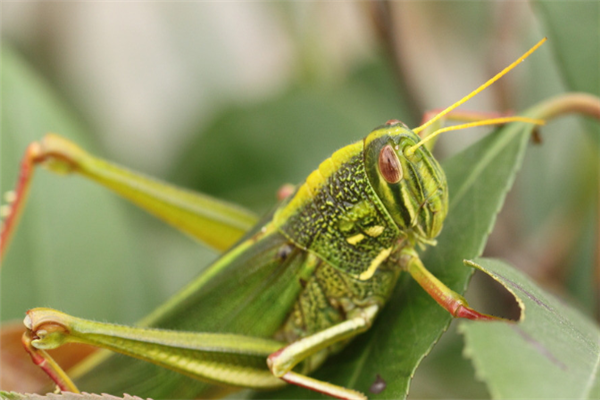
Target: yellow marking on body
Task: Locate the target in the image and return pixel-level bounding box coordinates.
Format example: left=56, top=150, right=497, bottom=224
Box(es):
left=346, top=233, right=365, bottom=245
left=318, top=157, right=337, bottom=179
left=273, top=182, right=312, bottom=226
left=273, top=141, right=363, bottom=228
left=331, top=141, right=363, bottom=168
left=365, top=126, right=405, bottom=148
left=306, top=169, right=324, bottom=195
left=400, top=184, right=417, bottom=224
left=359, top=247, right=393, bottom=281
left=364, top=225, right=384, bottom=237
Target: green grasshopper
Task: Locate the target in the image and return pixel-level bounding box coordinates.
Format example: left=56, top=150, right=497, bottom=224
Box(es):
left=1, top=39, right=548, bottom=399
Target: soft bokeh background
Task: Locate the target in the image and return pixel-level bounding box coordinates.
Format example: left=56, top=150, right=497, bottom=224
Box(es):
left=1, top=2, right=598, bottom=397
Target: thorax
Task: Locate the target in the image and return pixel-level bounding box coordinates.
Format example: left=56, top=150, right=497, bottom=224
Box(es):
left=273, top=141, right=402, bottom=281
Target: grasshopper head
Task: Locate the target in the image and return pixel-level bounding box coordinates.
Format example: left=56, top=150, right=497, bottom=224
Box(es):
left=364, top=120, right=448, bottom=246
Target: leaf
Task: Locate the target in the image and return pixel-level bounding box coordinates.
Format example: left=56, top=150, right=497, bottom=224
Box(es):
left=527, top=2, right=600, bottom=318
left=262, top=109, right=537, bottom=399
left=459, top=258, right=600, bottom=399
left=0, top=46, right=150, bottom=323
left=534, top=1, right=600, bottom=145
left=534, top=1, right=599, bottom=97
left=171, top=62, right=412, bottom=213
left=0, top=392, right=147, bottom=400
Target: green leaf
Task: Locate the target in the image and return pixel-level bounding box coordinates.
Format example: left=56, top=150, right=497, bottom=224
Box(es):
left=0, top=393, right=146, bottom=400
left=459, top=258, right=600, bottom=399
left=534, top=1, right=600, bottom=145
left=534, top=1, right=599, bottom=97
left=263, top=110, right=537, bottom=399
left=171, top=62, right=412, bottom=213
left=527, top=0, right=600, bottom=316
left=0, top=46, right=150, bottom=323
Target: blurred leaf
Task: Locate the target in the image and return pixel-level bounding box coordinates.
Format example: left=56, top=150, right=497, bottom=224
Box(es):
left=534, top=1, right=600, bottom=144
left=0, top=46, right=151, bottom=324
left=261, top=107, right=538, bottom=399
left=460, top=258, right=600, bottom=399
left=171, top=62, right=412, bottom=213
left=520, top=0, right=600, bottom=320
left=0, top=393, right=147, bottom=400
left=407, top=324, right=489, bottom=399
left=566, top=215, right=598, bottom=316
left=534, top=1, right=599, bottom=97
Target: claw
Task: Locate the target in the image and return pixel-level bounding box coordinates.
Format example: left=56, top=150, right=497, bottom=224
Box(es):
left=22, top=311, right=80, bottom=393
left=454, top=303, right=503, bottom=321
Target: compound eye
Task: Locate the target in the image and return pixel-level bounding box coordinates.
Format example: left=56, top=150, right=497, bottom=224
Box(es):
left=378, top=144, right=403, bottom=183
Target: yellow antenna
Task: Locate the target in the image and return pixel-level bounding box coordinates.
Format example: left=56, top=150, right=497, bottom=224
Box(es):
left=412, top=37, right=547, bottom=138
left=407, top=117, right=545, bottom=154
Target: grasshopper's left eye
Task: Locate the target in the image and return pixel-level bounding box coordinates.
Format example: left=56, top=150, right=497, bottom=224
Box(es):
left=378, top=144, right=403, bottom=183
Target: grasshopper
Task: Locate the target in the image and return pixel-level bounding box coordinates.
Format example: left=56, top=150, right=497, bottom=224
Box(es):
left=1, top=39, right=550, bottom=399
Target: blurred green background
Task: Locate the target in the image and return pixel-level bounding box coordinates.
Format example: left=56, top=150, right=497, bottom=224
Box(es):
left=1, top=2, right=598, bottom=398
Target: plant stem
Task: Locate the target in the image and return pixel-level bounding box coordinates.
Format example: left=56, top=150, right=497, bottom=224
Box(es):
left=532, top=92, right=600, bottom=122
left=531, top=92, right=600, bottom=322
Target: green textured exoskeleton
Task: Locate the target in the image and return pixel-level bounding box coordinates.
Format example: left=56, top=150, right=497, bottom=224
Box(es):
left=270, top=122, right=450, bottom=361
left=4, top=39, right=550, bottom=400
left=275, top=124, right=447, bottom=281
left=19, top=123, right=491, bottom=400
